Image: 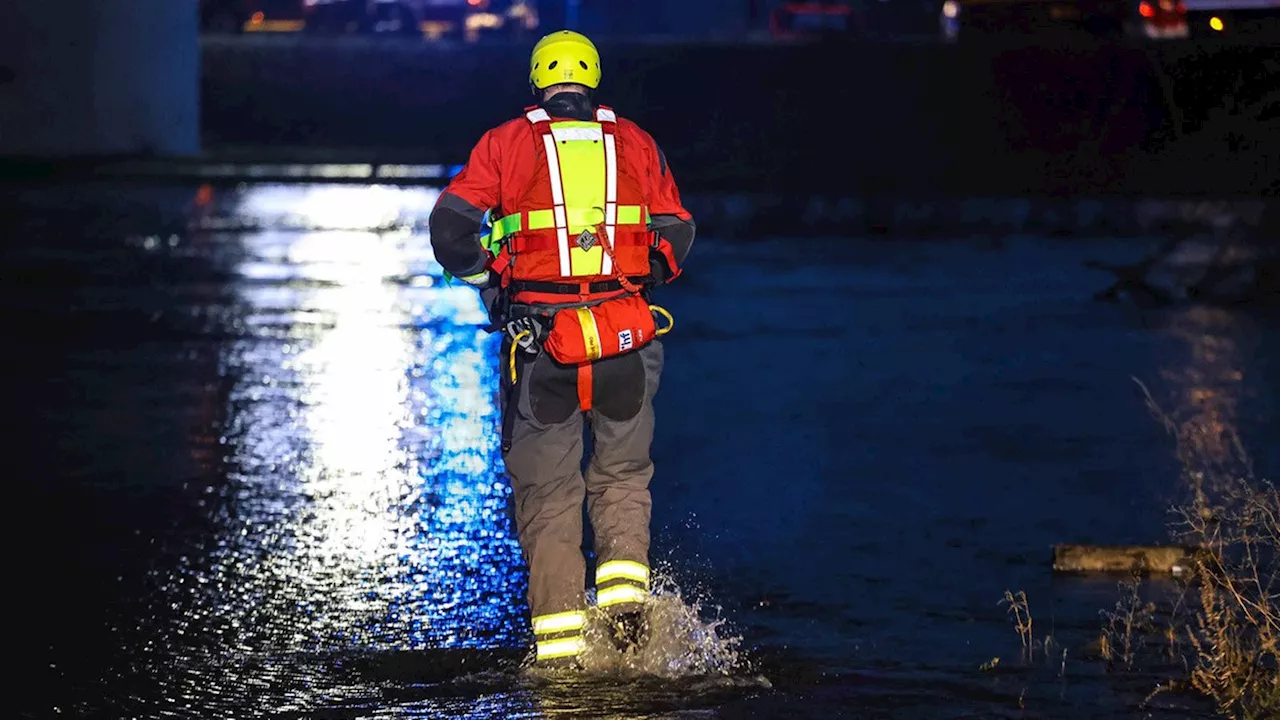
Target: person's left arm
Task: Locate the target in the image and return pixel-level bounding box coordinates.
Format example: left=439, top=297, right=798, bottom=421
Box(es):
left=639, top=128, right=695, bottom=284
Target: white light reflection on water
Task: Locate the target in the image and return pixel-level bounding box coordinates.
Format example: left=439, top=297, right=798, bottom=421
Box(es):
left=234, top=183, right=430, bottom=231
left=137, top=185, right=529, bottom=714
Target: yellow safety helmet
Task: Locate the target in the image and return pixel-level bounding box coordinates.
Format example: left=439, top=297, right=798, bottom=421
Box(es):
left=529, top=30, right=601, bottom=91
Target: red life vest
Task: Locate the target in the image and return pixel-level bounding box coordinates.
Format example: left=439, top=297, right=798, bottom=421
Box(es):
left=489, top=105, right=656, bottom=305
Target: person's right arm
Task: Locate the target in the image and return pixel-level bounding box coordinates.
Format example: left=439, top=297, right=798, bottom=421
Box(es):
left=429, top=130, right=502, bottom=286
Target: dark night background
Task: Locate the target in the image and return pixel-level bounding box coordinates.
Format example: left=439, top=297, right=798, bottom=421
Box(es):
left=1, top=1, right=1277, bottom=718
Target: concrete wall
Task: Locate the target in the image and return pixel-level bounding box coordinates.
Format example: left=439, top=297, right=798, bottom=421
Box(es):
left=200, top=36, right=1278, bottom=197
left=0, top=0, right=199, bottom=158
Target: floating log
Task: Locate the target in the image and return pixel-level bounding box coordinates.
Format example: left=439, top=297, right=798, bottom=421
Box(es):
left=1052, top=544, right=1198, bottom=574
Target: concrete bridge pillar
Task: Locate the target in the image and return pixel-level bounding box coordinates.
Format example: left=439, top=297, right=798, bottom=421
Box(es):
left=0, top=0, right=199, bottom=157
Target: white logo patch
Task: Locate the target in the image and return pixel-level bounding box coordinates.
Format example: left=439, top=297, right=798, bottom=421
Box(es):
left=618, top=329, right=634, bottom=352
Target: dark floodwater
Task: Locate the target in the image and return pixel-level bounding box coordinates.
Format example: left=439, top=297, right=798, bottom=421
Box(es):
left=5, top=183, right=1278, bottom=720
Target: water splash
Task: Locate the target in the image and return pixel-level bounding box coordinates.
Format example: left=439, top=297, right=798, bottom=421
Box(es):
left=558, top=573, right=752, bottom=679
left=415, top=574, right=772, bottom=718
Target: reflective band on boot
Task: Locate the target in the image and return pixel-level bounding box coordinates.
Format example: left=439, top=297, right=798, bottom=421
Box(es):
left=532, top=610, right=587, bottom=662
left=532, top=609, right=586, bottom=635
left=594, top=560, right=650, bottom=609
left=536, top=636, right=586, bottom=661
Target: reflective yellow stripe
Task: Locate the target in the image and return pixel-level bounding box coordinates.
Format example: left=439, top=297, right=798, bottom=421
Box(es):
left=595, top=560, right=650, bottom=586
left=491, top=212, right=526, bottom=239
left=536, top=635, right=585, bottom=660
left=576, top=307, right=602, bottom=361
left=597, top=583, right=648, bottom=608
left=621, top=205, right=646, bottom=225
left=490, top=206, right=647, bottom=243
left=532, top=610, right=586, bottom=635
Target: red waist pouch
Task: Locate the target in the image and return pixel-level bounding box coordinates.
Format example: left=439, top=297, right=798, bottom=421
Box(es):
left=543, top=294, right=657, bottom=365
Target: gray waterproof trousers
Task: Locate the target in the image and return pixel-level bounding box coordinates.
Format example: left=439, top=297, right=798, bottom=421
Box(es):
left=501, top=337, right=663, bottom=662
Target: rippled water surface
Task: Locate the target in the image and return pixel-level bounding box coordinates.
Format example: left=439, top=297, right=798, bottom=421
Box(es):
left=5, top=183, right=1278, bottom=719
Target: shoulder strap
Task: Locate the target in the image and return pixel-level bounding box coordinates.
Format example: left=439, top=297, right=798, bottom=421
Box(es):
left=524, top=105, right=552, bottom=130
left=524, top=104, right=615, bottom=128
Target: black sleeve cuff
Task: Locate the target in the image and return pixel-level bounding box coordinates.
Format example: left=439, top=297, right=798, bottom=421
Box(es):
left=651, top=214, right=696, bottom=266
left=429, top=192, right=490, bottom=278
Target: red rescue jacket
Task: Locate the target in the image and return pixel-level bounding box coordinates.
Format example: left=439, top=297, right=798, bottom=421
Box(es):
left=442, top=103, right=690, bottom=305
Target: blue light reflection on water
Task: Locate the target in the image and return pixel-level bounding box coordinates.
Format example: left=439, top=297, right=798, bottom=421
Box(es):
left=182, top=184, right=528, bottom=661
left=398, top=274, right=527, bottom=650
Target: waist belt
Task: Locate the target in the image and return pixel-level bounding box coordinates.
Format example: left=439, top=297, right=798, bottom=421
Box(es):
left=509, top=276, right=652, bottom=295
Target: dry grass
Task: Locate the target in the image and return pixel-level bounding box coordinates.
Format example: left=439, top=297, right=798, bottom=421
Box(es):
left=1000, top=589, right=1035, bottom=661
left=1174, top=476, right=1280, bottom=719
left=1135, top=379, right=1279, bottom=720
left=1099, top=575, right=1158, bottom=672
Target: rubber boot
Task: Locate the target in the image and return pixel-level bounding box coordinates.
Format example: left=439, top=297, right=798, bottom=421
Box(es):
left=607, top=609, right=651, bottom=654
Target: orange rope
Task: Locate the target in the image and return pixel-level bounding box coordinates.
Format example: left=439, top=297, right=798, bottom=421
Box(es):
left=593, top=220, right=644, bottom=295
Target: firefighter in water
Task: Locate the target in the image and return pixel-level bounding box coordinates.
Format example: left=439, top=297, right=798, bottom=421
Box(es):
left=428, top=30, right=695, bottom=668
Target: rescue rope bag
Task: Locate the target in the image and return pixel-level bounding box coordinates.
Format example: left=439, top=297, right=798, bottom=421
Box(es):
left=506, top=292, right=673, bottom=383
left=543, top=293, right=673, bottom=365
left=507, top=221, right=674, bottom=382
